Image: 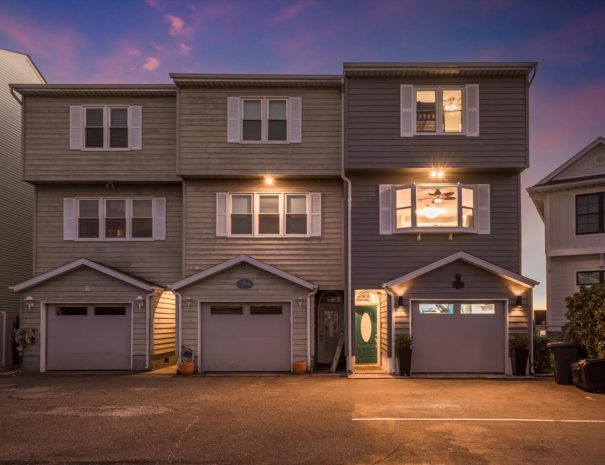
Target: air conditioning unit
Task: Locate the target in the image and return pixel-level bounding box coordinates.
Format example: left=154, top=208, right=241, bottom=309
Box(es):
left=0, top=312, right=18, bottom=369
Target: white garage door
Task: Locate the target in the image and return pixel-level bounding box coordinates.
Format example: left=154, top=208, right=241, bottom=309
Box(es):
left=46, top=304, right=131, bottom=370
left=412, top=301, right=504, bottom=373
left=201, top=303, right=291, bottom=371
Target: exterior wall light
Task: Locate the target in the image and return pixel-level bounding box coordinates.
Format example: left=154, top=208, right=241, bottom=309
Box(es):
left=430, top=170, right=445, bottom=180
left=24, top=296, right=35, bottom=311
left=514, top=295, right=523, bottom=308
left=136, top=295, right=145, bottom=310
left=396, top=295, right=405, bottom=311
left=185, top=297, right=192, bottom=308
left=264, top=176, right=274, bottom=186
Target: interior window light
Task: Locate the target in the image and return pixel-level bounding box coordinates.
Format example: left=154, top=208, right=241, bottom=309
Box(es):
left=415, top=186, right=458, bottom=227
left=461, top=303, right=495, bottom=314
left=416, top=90, right=436, bottom=133
left=461, top=187, right=475, bottom=229
left=442, top=89, right=463, bottom=133
left=395, top=188, right=412, bottom=228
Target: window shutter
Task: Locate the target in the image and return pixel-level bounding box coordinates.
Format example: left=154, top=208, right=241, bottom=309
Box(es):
left=227, top=97, right=240, bottom=143
left=400, top=85, right=414, bottom=137
left=216, top=193, right=228, bottom=237
left=310, top=192, right=321, bottom=237
left=69, top=106, right=82, bottom=150
left=152, top=198, right=166, bottom=240
left=288, top=97, right=302, bottom=143
left=63, top=198, right=76, bottom=240
left=129, top=106, right=143, bottom=150
left=379, top=185, right=393, bottom=235
left=477, top=184, right=490, bottom=234
left=465, top=84, right=479, bottom=137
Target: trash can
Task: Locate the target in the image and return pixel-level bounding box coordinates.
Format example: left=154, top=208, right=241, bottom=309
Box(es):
left=547, top=342, right=580, bottom=385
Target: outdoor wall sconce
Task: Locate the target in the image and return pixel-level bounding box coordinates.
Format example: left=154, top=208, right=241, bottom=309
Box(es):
left=135, top=295, right=145, bottom=310
left=515, top=295, right=523, bottom=308
left=264, top=176, right=274, bottom=186
left=24, top=296, right=35, bottom=311
left=396, top=295, right=405, bottom=311
left=185, top=297, right=192, bottom=308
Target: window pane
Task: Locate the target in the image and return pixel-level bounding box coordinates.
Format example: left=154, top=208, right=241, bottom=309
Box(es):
left=242, top=120, right=262, bottom=141
left=461, top=303, right=495, bottom=314
left=110, top=108, right=128, bottom=127
left=462, top=207, right=474, bottom=228
left=106, top=199, right=126, bottom=218
left=396, top=188, right=411, bottom=208
left=416, top=90, right=436, bottom=132
left=250, top=305, right=283, bottom=315
left=110, top=128, right=128, bottom=148
left=243, top=100, right=261, bottom=119
left=95, top=307, right=126, bottom=315
left=286, top=215, right=307, bottom=234
left=56, top=307, right=87, bottom=316
left=286, top=195, right=306, bottom=214
left=211, top=306, right=243, bottom=315
left=232, top=195, right=252, bottom=214
left=577, top=271, right=601, bottom=285
left=85, top=128, right=104, bottom=148
left=78, top=219, right=99, bottom=238
left=259, top=195, right=279, bottom=213
left=268, top=100, right=286, bottom=119
left=419, top=303, right=454, bottom=314
left=442, top=89, right=462, bottom=133
left=86, top=108, right=103, bottom=127
left=268, top=120, right=287, bottom=141
left=577, top=194, right=599, bottom=214
left=577, top=214, right=600, bottom=234
left=259, top=215, right=280, bottom=234
left=106, top=219, right=126, bottom=238
left=79, top=199, right=99, bottom=218
left=415, top=186, right=458, bottom=227
left=396, top=207, right=412, bottom=228
left=132, top=218, right=153, bottom=238
left=132, top=199, right=152, bottom=218
left=231, top=215, right=252, bottom=234
left=462, top=188, right=474, bottom=208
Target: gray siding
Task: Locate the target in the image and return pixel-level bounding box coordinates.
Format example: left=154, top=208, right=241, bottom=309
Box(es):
left=178, top=86, right=341, bottom=176
left=22, top=96, right=178, bottom=182
left=0, top=50, right=44, bottom=314
left=34, top=184, right=182, bottom=287
left=346, top=76, right=528, bottom=169
left=351, top=172, right=521, bottom=290
left=184, top=178, right=344, bottom=289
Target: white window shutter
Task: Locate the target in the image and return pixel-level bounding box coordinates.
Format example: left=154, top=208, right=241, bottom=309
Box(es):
left=310, top=193, right=321, bottom=237
left=465, top=84, right=480, bottom=137
left=63, top=198, right=76, bottom=240
left=379, top=185, right=393, bottom=235
left=477, top=184, right=490, bottom=234
left=216, top=193, right=228, bottom=237
left=288, top=97, right=302, bottom=143
left=129, top=106, right=143, bottom=150
left=227, top=97, right=240, bottom=143
left=152, top=198, right=166, bottom=240
left=400, top=85, right=414, bottom=137
left=69, top=106, right=82, bottom=150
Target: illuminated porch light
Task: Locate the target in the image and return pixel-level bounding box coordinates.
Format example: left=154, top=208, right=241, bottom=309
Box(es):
left=514, top=295, right=523, bottom=308
left=430, top=169, right=445, bottom=180
left=396, top=295, right=405, bottom=310
left=264, top=176, right=274, bottom=186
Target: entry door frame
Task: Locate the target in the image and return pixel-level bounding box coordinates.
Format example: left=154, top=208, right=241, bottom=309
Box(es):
left=40, top=300, right=136, bottom=372
left=354, top=303, right=380, bottom=366
left=407, top=298, right=510, bottom=375
left=197, top=299, right=294, bottom=374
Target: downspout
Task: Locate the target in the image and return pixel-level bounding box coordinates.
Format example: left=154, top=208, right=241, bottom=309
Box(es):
left=383, top=285, right=396, bottom=374
left=10, top=87, right=23, bottom=105
left=306, top=286, right=318, bottom=371
left=340, top=76, right=354, bottom=372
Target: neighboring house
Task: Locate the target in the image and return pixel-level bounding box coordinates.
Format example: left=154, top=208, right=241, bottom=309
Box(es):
left=169, top=74, right=344, bottom=373
left=9, top=83, right=180, bottom=371
left=0, top=49, right=45, bottom=368
left=344, top=62, right=539, bottom=375
left=528, top=137, right=605, bottom=333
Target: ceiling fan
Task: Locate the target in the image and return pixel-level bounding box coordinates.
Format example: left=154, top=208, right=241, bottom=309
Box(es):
left=424, top=189, right=456, bottom=204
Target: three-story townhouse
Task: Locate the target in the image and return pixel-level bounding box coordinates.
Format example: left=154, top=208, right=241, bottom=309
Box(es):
left=10, top=84, right=181, bottom=371
left=169, top=74, right=345, bottom=373
left=344, top=63, right=539, bottom=375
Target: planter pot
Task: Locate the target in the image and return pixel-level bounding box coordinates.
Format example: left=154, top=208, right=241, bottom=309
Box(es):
left=397, top=347, right=412, bottom=376
left=292, top=361, right=307, bottom=374
left=178, top=361, right=195, bottom=375
left=509, top=348, right=529, bottom=376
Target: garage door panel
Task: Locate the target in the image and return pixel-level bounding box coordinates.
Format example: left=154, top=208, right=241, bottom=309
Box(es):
left=47, top=305, right=131, bottom=370
left=201, top=303, right=291, bottom=372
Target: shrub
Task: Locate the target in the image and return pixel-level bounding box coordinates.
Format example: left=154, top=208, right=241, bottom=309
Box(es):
left=565, top=284, right=605, bottom=358
left=395, top=334, right=413, bottom=350
left=510, top=333, right=530, bottom=350
left=533, top=333, right=553, bottom=374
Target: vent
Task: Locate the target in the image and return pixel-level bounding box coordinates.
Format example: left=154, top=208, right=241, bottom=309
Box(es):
left=594, top=154, right=605, bottom=166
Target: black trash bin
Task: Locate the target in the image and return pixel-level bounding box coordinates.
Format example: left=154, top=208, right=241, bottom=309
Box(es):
left=548, top=342, right=580, bottom=385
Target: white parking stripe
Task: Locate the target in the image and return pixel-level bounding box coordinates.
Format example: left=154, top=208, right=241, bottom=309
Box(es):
left=352, top=417, right=605, bottom=423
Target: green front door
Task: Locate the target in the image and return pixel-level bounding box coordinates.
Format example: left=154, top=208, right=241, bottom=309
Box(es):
left=355, top=305, right=377, bottom=364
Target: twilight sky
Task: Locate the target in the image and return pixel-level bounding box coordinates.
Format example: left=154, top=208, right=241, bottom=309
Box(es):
left=2, top=0, right=605, bottom=308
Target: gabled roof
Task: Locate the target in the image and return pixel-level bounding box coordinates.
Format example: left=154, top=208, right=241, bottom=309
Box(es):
left=171, top=255, right=316, bottom=291
left=0, top=48, right=46, bottom=83
left=11, top=258, right=159, bottom=292
left=383, top=251, right=538, bottom=289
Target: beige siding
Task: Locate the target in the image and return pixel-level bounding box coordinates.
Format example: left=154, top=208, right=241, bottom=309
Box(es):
left=153, top=290, right=176, bottom=356
left=0, top=50, right=44, bottom=314
left=178, top=263, right=311, bottom=368
left=18, top=267, right=149, bottom=362
left=379, top=291, right=389, bottom=368
left=34, top=184, right=182, bottom=287
left=23, top=96, right=178, bottom=182
left=552, top=145, right=605, bottom=181
left=184, top=178, right=344, bottom=289
left=178, top=86, right=341, bottom=176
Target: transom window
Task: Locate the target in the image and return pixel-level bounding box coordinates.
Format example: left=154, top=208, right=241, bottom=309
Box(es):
left=77, top=198, right=153, bottom=240
left=229, top=193, right=309, bottom=237
left=84, top=106, right=129, bottom=149
left=241, top=98, right=288, bottom=142
left=576, top=193, right=605, bottom=235
left=415, top=87, right=463, bottom=134
left=577, top=271, right=605, bottom=286
left=394, top=184, right=475, bottom=231
left=419, top=303, right=496, bottom=315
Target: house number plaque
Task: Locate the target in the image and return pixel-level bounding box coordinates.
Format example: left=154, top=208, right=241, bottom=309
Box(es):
left=236, top=278, right=254, bottom=289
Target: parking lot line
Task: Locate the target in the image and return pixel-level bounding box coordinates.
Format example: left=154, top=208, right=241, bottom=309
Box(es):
left=352, top=417, right=605, bottom=423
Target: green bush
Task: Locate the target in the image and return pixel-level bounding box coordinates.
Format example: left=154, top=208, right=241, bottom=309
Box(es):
left=395, top=334, right=413, bottom=350
left=533, top=333, right=553, bottom=374
left=565, top=284, right=605, bottom=358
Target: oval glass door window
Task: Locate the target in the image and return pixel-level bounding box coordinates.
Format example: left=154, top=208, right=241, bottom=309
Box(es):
left=360, top=312, right=372, bottom=342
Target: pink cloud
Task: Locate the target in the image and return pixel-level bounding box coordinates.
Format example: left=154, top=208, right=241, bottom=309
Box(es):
left=178, top=43, right=192, bottom=57
left=268, top=0, right=314, bottom=24
left=164, top=13, right=192, bottom=36
left=127, top=48, right=141, bottom=56
left=145, top=0, right=164, bottom=10
left=142, top=56, right=160, bottom=71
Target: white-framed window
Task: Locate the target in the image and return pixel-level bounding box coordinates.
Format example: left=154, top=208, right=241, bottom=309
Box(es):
left=70, top=105, right=142, bottom=151
left=383, top=183, right=488, bottom=235
left=72, top=198, right=159, bottom=240
left=225, top=193, right=313, bottom=238
left=227, top=97, right=302, bottom=144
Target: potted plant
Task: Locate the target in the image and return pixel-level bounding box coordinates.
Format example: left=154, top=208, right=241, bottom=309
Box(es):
left=395, top=334, right=413, bottom=376
left=509, top=334, right=529, bottom=376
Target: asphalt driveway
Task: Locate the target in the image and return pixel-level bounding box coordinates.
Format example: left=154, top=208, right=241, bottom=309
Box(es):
left=0, top=373, right=604, bottom=465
